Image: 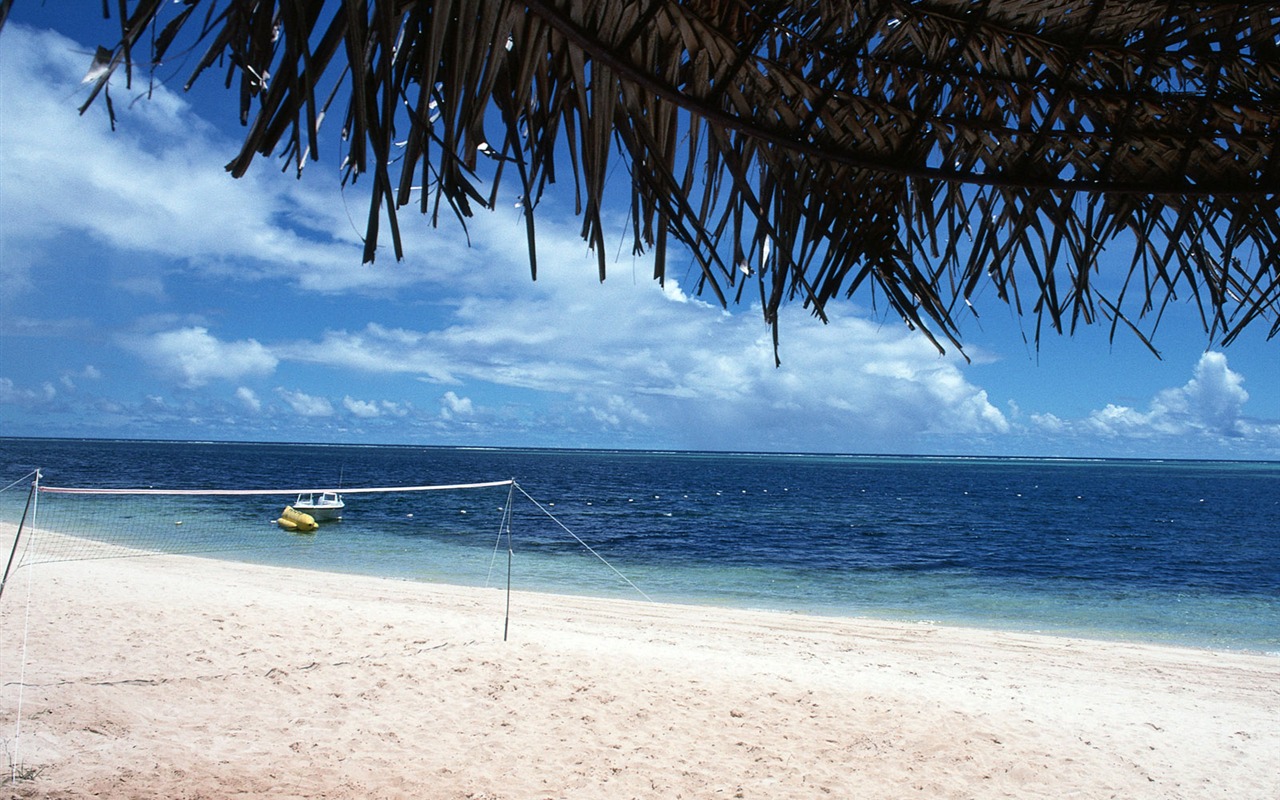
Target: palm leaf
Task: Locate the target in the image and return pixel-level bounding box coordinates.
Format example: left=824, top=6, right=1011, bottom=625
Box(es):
left=36, top=0, right=1280, bottom=358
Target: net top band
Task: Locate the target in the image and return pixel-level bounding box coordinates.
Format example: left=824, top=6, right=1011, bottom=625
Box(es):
left=38, top=480, right=514, bottom=496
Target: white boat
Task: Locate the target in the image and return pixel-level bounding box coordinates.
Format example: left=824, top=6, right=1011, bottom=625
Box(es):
left=293, top=491, right=345, bottom=521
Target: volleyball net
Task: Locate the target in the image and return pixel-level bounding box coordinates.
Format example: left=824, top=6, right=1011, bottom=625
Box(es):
left=0, top=470, right=649, bottom=602
left=0, top=471, right=518, bottom=595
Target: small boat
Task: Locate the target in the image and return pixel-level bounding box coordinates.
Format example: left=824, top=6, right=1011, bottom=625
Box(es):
left=293, top=491, right=345, bottom=521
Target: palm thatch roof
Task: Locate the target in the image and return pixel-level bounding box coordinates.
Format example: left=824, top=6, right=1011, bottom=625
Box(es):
left=13, top=1, right=1280, bottom=359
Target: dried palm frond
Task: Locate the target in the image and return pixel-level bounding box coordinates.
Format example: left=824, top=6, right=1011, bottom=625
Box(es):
left=30, top=1, right=1280, bottom=360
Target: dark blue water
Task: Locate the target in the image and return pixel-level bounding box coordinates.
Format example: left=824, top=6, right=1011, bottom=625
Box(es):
left=2, top=438, right=1277, bottom=652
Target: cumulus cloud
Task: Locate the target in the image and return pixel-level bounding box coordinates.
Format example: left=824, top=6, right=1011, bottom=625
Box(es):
left=130, top=327, right=277, bottom=388
left=440, top=391, right=473, bottom=419
left=1082, top=352, right=1248, bottom=439
left=262, top=271, right=1008, bottom=449
left=380, top=400, right=409, bottom=417
left=586, top=395, right=651, bottom=427
left=1021, top=352, right=1280, bottom=457
left=1029, top=411, right=1066, bottom=433
left=0, top=377, right=57, bottom=406
left=236, top=387, right=262, bottom=412
left=1158, top=351, right=1249, bottom=435
left=343, top=396, right=381, bottom=418
left=276, top=389, right=334, bottom=417
left=59, top=365, right=101, bottom=390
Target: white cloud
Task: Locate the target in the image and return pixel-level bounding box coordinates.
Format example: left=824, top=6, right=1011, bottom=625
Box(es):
left=59, top=365, right=100, bottom=390
left=1020, top=352, right=1280, bottom=456
left=236, top=387, right=262, bottom=412
left=586, top=395, right=651, bottom=427
left=276, top=324, right=460, bottom=383
left=0, top=377, right=57, bottom=406
left=228, top=191, right=1011, bottom=451
left=1083, top=352, right=1249, bottom=439
left=0, top=24, right=444, bottom=301
left=380, top=400, right=409, bottom=417
left=130, top=327, right=277, bottom=388
left=1157, top=351, right=1249, bottom=435
left=257, top=262, right=1009, bottom=449
left=1029, top=411, right=1065, bottom=433
left=440, top=391, right=473, bottom=419
left=276, top=388, right=334, bottom=417
left=343, top=396, right=381, bottom=418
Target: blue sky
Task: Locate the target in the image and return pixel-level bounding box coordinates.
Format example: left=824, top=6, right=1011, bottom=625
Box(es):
left=2, top=14, right=1279, bottom=460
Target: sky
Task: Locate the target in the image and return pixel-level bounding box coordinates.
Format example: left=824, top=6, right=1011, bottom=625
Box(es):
left=2, top=13, right=1279, bottom=460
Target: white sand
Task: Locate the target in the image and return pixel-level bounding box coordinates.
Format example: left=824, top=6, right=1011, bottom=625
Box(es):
left=1, top=552, right=1277, bottom=799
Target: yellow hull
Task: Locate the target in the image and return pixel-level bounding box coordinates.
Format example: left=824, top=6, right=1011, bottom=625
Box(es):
left=278, top=505, right=318, bottom=532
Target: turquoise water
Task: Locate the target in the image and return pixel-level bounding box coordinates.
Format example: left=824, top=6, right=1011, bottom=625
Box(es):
left=2, top=438, right=1278, bottom=653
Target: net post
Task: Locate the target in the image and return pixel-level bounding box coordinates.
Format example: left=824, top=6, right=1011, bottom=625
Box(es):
left=0, top=470, right=40, bottom=604
left=503, top=479, right=516, bottom=641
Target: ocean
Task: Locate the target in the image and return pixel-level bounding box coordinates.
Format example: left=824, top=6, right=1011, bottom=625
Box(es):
left=2, top=438, right=1277, bottom=653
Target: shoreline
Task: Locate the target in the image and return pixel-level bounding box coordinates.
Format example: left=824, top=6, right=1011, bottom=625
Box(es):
left=7, top=522, right=1276, bottom=655
left=2, top=551, right=1278, bottom=798
left=215, top=550, right=1279, bottom=658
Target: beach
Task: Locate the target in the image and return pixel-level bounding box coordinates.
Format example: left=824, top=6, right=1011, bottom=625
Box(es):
left=2, top=552, right=1277, bottom=799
